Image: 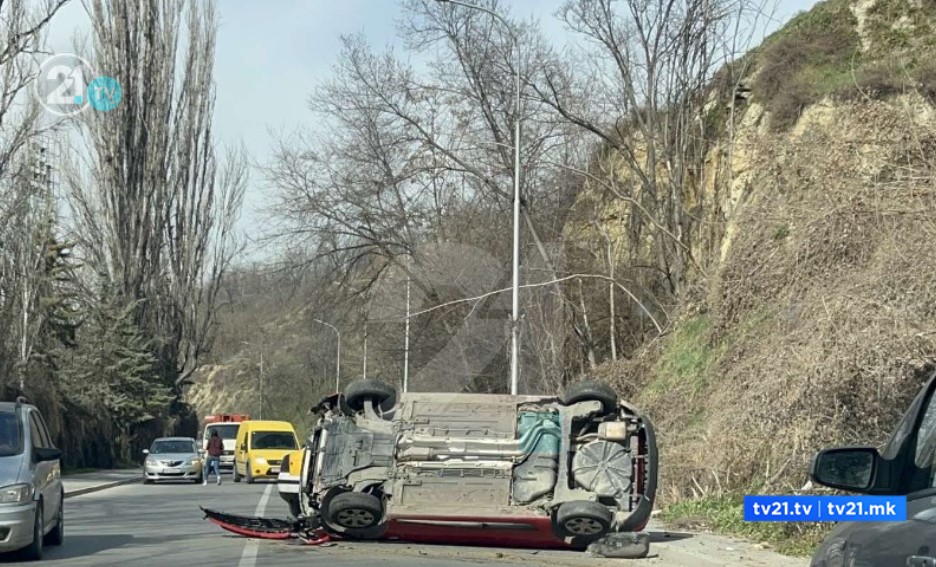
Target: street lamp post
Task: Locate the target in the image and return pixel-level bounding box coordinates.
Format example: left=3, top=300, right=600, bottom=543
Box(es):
left=313, top=319, right=341, bottom=393
left=436, top=0, right=522, bottom=395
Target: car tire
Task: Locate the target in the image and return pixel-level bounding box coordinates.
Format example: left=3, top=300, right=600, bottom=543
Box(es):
left=246, top=462, right=254, bottom=484
left=142, top=478, right=153, bottom=485
left=21, top=504, right=43, bottom=561
left=562, top=381, right=618, bottom=414
left=233, top=464, right=241, bottom=483
left=44, top=497, right=63, bottom=546
left=553, top=501, right=613, bottom=544
left=325, top=492, right=383, bottom=531
left=343, top=379, right=397, bottom=413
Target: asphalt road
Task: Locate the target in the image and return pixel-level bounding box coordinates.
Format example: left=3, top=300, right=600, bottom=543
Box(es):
left=13, top=472, right=808, bottom=567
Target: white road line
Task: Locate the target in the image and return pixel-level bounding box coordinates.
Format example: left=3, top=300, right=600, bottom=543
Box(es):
left=237, top=484, right=273, bottom=567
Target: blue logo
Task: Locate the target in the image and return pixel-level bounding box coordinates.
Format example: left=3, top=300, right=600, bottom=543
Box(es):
left=87, top=76, right=122, bottom=112
left=744, top=495, right=907, bottom=522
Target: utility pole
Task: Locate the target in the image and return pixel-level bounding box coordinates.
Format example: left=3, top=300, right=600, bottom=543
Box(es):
left=362, top=315, right=368, bottom=380
left=404, top=272, right=411, bottom=393
left=436, top=0, right=523, bottom=394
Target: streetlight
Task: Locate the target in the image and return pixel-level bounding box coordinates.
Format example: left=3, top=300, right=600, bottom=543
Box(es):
left=313, top=319, right=341, bottom=393
left=436, top=0, right=522, bottom=395
left=241, top=339, right=264, bottom=420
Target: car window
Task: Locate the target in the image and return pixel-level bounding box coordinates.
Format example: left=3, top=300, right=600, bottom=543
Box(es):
left=32, top=411, right=53, bottom=448
left=913, top=390, right=936, bottom=484
left=0, top=412, right=24, bottom=457
left=251, top=431, right=297, bottom=450
left=28, top=413, right=47, bottom=449
left=150, top=440, right=196, bottom=454
left=207, top=424, right=239, bottom=440
left=882, top=390, right=925, bottom=460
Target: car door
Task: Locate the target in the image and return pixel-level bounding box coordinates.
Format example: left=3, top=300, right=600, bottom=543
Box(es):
left=34, top=411, right=62, bottom=523
left=811, top=373, right=936, bottom=566
left=28, top=411, right=57, bottom=528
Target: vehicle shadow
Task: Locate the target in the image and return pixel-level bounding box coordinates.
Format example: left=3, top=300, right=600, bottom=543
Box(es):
left=647, top=529, right=694, bottom=543
left=0, top=534, right=135, bottom=562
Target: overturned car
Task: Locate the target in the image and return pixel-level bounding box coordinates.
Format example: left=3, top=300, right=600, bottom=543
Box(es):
left=265, top=379, right=658, bottom=550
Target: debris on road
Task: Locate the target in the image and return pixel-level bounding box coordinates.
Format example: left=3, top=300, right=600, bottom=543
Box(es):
left=586, top=531, right=650, bottom=558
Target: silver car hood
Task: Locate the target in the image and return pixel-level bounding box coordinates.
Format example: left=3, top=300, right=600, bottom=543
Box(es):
left=0, top=455, right=26, bottom=486
left=148, top=453, right=196, bottom=462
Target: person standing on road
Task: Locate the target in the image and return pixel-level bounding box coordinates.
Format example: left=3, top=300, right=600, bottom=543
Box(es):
left=204, top=429, right=224, bottom=486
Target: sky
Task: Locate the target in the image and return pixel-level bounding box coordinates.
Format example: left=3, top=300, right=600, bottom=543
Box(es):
left=45, top=0, right=819, bottom=258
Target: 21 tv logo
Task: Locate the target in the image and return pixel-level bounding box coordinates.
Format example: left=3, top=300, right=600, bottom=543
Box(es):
left=36, top=54, right=122, bottom=116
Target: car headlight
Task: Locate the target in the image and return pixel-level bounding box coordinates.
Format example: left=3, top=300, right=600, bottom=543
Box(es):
left=0, top=484, right=32, bottom=504
left=189, top=458, right=201, bottom=466
left=254, top=457, right=267, bottom=465
left=145, top=458, right=156, bottom=466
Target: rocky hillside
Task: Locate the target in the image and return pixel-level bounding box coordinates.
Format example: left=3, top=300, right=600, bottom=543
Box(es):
left=586, top=0, right=936, bottom=505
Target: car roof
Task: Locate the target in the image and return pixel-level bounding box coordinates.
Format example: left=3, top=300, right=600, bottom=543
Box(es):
left=0, top=401, right=33, bottom=412
left=240, top=420, right=295, bottom=431
left=153, top=437, right=196, bottom=442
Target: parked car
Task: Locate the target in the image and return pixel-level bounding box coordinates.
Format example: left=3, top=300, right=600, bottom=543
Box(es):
left=143, top=437, right=203, bottom=484
left=809, top=369, right=936, bottom=566
left=200, top=414, right=248, bottom=470
left=232, top=420, right=299, bottom=483
left=276, top=379, right=658, bottom=550
left=0, top=397, right=64, bottom=561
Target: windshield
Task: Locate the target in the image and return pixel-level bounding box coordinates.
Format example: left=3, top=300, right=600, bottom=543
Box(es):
left=150, top=440, right=196, bottom=454
left=0, top=412, right=24, bottom=457
left=206, top=424, right=239, bottom=440
left=251, top=431, right=297, bottom=450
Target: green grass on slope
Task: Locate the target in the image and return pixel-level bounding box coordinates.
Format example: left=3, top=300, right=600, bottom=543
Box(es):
left=662, top=495, right=832, bottom=557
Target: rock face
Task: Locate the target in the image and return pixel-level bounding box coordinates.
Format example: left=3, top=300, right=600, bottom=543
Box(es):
left=579, top=0, right=936, bottom=499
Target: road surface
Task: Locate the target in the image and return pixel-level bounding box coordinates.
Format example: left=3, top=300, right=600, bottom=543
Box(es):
left=14, top=472, right=808, bottom=567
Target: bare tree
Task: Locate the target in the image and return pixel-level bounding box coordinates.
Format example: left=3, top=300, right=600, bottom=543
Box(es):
left=535, top=0, right=766, bottom=298
left=66, top=0, right=245, bottom=396
left=0, top=0, right=70, bottom=392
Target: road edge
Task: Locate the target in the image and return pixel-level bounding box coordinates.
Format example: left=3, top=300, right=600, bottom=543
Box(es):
left=64, top=476, right=141, bottom=499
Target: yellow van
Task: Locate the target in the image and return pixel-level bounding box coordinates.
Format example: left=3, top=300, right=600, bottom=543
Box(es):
left=232, top=420, right=299, bottom=483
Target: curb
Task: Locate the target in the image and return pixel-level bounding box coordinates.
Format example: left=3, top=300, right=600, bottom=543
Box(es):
left=64, top=476, right=141, bottom=499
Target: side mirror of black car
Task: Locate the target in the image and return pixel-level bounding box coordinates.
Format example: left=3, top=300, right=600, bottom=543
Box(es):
left=810, top=446, right=880, bottom=492
left=35, top=447, right=62, bottom=462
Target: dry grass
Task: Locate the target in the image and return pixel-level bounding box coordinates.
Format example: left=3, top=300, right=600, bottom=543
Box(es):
left=599, top=95, right=936, bottom=522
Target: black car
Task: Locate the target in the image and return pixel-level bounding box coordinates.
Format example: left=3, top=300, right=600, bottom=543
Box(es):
left=809, top=370, right=936, bottom=567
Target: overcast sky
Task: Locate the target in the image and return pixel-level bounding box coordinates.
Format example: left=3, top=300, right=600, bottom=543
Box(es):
left=45, top=0, right=818, bottom=258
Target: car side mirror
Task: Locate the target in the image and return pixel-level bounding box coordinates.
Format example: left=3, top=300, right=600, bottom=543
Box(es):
left=142, top=449, right=149, bottom=455
left=240, top=443, right=247, bottom=451
left=35, top=447, right=61, bottom=462
left=810, top=446, right=879, bottom=492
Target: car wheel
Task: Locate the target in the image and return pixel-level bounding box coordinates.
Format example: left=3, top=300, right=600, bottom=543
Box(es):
left=21, top=504, right=43, bottom=560
left=233, top=464, right=241, bottom=483
left=553, top=501, right=613, bottom=544
left=142, top=477, right=153, bottom=485
left=246, top=462, right=254, bottom=484
left=325, top=492, right=383, bottom=531
left=343, top=379, right=397, bottom=413
left=44, top=497, right=63, bottom=546
left=562, top=381, right=618, bottom=414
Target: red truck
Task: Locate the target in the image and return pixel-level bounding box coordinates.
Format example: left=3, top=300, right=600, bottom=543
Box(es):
left=201, top=414, right=250, bottom=469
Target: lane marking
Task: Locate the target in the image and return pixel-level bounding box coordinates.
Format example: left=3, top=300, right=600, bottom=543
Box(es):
left=238, top=484, right=273, bottom=567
